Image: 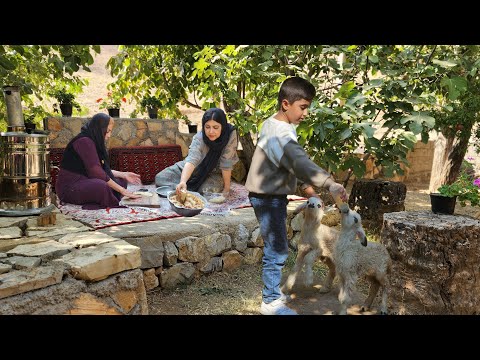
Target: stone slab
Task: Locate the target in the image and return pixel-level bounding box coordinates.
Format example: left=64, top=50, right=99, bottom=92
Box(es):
left=53, top=240, right=141, bottom=282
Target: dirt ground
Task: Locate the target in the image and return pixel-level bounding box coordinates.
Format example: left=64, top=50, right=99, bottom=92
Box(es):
left=146, top=185, right=479, bottom=315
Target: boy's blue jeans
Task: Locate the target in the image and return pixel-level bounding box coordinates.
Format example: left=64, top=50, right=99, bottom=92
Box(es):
left=249, top=194, right=289, bottom=304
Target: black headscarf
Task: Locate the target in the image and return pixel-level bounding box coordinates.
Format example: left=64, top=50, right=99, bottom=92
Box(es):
left=187, top=108, right=235, bottom=191
left=68, top=113, right=114, bottom=180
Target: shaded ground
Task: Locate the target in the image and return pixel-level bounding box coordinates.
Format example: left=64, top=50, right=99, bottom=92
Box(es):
left=147, top=184, right=479, bottom=315
left=147, top=263, right=371, bottom=315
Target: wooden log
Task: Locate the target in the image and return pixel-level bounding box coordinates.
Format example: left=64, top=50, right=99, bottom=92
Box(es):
left=381, top=210, right=480, bottom=314
left=349, top=179, right=406, bottom=229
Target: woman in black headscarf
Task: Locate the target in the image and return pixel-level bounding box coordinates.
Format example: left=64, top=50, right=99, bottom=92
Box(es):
left=56, top=113, right=142, bottom=209
left=155, top=108, right=239, bottom=197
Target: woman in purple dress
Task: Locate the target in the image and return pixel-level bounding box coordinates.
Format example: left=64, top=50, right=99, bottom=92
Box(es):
left=56, top=113, right=142, bottom=209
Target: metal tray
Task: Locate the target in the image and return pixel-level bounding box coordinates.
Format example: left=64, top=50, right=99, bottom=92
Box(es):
left=156, top=186, right=175, bottom=198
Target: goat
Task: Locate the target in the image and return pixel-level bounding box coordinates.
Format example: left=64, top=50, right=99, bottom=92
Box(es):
left=283, top=197, right=339, bottom=294
left=334, top=207, right=392, bottom=315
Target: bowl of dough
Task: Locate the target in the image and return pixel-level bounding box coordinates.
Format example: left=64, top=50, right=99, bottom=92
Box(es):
left=167, top=190, right=207, bottom=217
left=202, top=187, right=227, bottom=204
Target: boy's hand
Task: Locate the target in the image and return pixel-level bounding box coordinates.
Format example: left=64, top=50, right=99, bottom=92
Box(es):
left=329, top=183, right=348, bottom=202
left=303, top=185, right=320, bottom=199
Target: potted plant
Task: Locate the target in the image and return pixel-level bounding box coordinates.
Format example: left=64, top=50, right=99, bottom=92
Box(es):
left=23, top=105, right=50, bottom=133
left=432, top=159, right=480, bottom=214
left=96, top=92, right=127, bottom=118
left=183, top=115, right=197, bottom=134
left=50, top=89, right=81, bottom=117
left=140, top=95, right=162, bottom=119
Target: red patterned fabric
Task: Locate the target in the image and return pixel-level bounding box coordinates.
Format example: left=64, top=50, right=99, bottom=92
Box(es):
left=109, top=145, right=183, bottom=185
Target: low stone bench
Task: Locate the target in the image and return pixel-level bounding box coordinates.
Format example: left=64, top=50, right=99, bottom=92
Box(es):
left=0, top=214, right=146, bottom=315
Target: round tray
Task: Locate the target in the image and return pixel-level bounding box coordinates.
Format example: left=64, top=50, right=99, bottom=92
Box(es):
left=156, top=186, right=175, bottom=198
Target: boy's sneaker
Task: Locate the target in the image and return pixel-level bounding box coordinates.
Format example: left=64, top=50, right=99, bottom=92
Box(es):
left=260, top=298, right=297, bottom=315
left=279, top=292, right=292, bottom=304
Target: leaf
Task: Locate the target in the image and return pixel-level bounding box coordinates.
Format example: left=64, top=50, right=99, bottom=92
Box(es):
left=346, top=92, right=366, bottom=106
left=440, top=76, right=468, bottom=100
left=408, top=121, right=423, bottom=134
left=359, top=123, right=375, bottom=138
left=0, top=57, right=15, bottom=70
left=400, top=112, right=435, bottom=128
left=334, top=81, right=355, bottom=100
left=339, top=128, right=352, bottom=141
left=362, top=79, right=384, bottom=91
left=432, top=58, right=458, bottom=68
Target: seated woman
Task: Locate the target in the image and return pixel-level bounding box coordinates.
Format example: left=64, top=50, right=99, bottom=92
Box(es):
left=56, top=113, right=142, bottom=209
left=155, top=107, right=239, bottom=197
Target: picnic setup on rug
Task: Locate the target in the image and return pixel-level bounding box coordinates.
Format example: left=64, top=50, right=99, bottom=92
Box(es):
left=57, top=182, right=255, bottom=229
left=51, top=140, right=259, bottom=229
left=57, top=181, right=306, bottom=229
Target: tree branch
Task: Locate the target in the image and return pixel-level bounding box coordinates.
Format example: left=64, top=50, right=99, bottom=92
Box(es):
left=425, top=45, right=437, bottom=67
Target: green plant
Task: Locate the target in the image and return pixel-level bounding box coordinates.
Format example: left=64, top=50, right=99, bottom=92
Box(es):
left=181, top=114, right=192, bottom=125
left=23, top=106, right=50, bottom=125
left=50, top=88, right=81, bottom=112
left=140, top=95, right=162, bottom=109
left=96, top=92, right=127, bottom=110
left=437, top=159, right=480, bottom=207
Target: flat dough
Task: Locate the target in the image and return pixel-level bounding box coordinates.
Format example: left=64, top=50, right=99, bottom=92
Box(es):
left=208, top=195, right=225, bottom=204
left=133, top=191, right=153, bottom=197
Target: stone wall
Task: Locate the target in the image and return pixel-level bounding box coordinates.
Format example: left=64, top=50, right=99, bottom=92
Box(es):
left=44, top=117, right=194, bottom=158
left=0, top=212, right=147, bottom=315
left=335, top=140, right=435, bottom=185
left=364, top=140, right=435, bottom=183
left=0, top=205, right=269, bottom=314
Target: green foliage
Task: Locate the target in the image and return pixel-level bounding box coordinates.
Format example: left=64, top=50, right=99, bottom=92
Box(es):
left=50, top=89, right=76, bottom=104
left=181, top=114, right=192, bottom=125
left=23, top=105, right=50, bottom=125
left=50, top=88, right=81, bottom=113
left=0, top=45, right=100, bottom=128
left=96, top=91, right=127, bottom=110
left=140, top=95, right=162, bottom=109
left=106, top=45, right=480, bottom=181
left=437, top=160, right=480, bottom=207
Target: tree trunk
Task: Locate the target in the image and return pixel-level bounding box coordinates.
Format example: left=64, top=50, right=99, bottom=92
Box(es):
left=222, top=98, right=256, bottom=170
left=239, top=132, right=256, bottom=170
left=382, top=211, right=480, bottom=314
left=429, top=131, right=470, bottom=193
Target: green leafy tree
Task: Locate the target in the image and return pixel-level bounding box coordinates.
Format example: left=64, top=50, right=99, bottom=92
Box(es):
left=427, top=46, right=480, bottom=192
left=0, top=45, right=100, bottom=131
left=107, top=45, right=479, bottom=185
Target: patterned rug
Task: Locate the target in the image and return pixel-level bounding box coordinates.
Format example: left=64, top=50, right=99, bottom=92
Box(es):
left=57, top=182, right=306, bottom=230
left=57, top=182, right=249, bottom=229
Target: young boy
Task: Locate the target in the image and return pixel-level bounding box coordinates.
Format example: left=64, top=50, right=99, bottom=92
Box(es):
left=245, top=77, right=347, bottom=315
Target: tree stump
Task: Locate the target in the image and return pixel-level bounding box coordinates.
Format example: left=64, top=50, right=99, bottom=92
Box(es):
left=349, top=179, right=406, bottom=229
left=382, top=211, right=480, bottom=314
